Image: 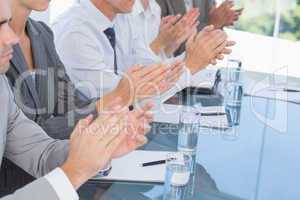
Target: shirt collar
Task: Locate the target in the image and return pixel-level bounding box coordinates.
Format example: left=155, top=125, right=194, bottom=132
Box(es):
left=80, top=0, right=114, bottom=32
left=132, top=0, right=158, bottom=17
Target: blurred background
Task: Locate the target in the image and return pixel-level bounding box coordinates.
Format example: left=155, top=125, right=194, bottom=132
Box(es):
left=31, top=0, right=300, bottom=77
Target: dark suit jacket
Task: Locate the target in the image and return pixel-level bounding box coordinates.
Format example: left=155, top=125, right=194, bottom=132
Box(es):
left=156, top=0, right=215, bottom=55
left=0, top=18, right=98, bottom=196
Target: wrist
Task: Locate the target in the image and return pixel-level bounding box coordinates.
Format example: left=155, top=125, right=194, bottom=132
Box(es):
left=61, top=162, right=89, bottom=190
left=185, top=57, right=206, bottom=75
left=114, top=85, right=133, bottom=106
left=150, top=37, right=164, bottom=55
left=95, top=88, right=131, bottom=112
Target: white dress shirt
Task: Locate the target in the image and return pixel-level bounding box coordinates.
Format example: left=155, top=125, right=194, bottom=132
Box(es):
left=52, top=0, right=160, bottom=99
left=120, top=0, right=191, bottom=104
left=52, top=0, right=191, bottom=103
left=130, top=0, right=161, bottom=50
left=123, top=0, right=187, bottom=62
left=45, top=168, right=79, bottom=200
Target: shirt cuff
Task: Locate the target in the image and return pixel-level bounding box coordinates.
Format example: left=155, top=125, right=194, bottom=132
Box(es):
left=45, top=168, right=79, bottom=200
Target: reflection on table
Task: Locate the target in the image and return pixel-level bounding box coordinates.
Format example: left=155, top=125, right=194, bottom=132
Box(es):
left=78, top=71, right=300, bottom=200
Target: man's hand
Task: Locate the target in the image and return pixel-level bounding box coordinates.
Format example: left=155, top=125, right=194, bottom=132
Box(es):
left=61, top=99, right=154, bottom=190
left=133, top=61, right=184, bottom=100
left=210, top=40, right=236, bottom=65
left=115, top=61, right=184, bottom=104
left=185, top=25, right=228, bottom=74
left=164, top=8, right=200, bottom=56
left=151, top=8, right=200, bottom=56
left=208, top=0, right=243, bottom=29
left=150, top=15, right=181, bottom=55
left=112, top=102, right=154, bottom=158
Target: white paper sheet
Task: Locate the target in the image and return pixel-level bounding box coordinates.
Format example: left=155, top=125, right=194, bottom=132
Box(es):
left=92, top=151, right=174, bottom=183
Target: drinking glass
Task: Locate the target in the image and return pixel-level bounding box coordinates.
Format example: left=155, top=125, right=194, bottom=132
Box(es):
left=226, top=59, right=243, bottom=83
left=225, top=81, right=244, bottom=107
left=177, top=109, right=200, bottom=154
left=163, top=153, right=192, bottom=200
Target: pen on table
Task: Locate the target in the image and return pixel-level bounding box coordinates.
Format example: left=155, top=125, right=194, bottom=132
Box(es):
left=196, top=112, right=227, bottom=116
left=141, top=158, right=176, bottom=167
left=269, top=88, right=300, bottom=93
left=141, top=159, right=166, bottom=167
left=283, top=88, right=300, bottom=93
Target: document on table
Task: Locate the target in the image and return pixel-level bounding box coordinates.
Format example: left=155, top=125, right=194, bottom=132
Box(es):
left=153, top=104, right=229, bottom=129
left=92, top=151, right=173, bottom=183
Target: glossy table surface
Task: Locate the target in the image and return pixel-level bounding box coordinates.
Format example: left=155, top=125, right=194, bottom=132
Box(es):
left=78, top=71, right=300, bottom=200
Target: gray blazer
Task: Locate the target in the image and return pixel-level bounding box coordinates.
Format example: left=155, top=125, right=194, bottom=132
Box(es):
left=6, top=18, right=98, bottom=140
left=156, top=0, right=215, bottom=55
left=0, top=75, right=68, bottom=199
left=2, top=18, right=97, bottom=195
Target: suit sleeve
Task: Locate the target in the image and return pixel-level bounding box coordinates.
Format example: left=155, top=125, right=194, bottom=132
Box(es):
left=0, top=168, right=79, bottom=200
left=0, top=177, right=61, bottom=200
left=4, top=79, right=69, bottom=178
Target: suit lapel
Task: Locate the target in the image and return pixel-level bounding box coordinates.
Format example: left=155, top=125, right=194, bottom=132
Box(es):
left=10, top=45, right=41, bottom=110
left=27, top=20, right=50, bottom=111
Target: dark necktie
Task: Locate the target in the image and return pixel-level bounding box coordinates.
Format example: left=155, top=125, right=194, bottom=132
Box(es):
left=104, top=27, right=118, bottom=74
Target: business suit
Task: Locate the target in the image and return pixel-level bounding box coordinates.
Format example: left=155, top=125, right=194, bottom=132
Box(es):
left=1, top=18, right=98, bottom=195
left=156, top=0, right=215, bottom=55
left=0, top=74, right=68, bottom=199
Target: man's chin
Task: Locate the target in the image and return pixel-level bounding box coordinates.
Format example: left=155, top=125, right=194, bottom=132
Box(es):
left=0, top=63, right=10, bottom=74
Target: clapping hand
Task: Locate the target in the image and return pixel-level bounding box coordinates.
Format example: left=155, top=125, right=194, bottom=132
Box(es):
left=115, top=61, right=184, bottom=104
left=151, top=8, right=200, bottom=56
left=61, top=98, right=154, bottom=189
left=209, top=0, right=243, bottom=29
left=185, top=25, right=230, bottom=74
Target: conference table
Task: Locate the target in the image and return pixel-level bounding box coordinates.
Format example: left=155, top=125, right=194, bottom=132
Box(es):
left=78, top=70, right=300, bottom=200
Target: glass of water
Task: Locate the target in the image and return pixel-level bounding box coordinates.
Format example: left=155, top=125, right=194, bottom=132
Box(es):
left=177, top=109, right=200, bottom=154
left=225, top=81, right=244, bottom=107
left=226, top=59, right=243, bottom=83
left=163, top=152, right=192, bottom=200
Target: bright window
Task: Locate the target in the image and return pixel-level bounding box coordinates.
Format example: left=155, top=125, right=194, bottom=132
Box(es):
left=216, top=0, right=300, bottom=77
